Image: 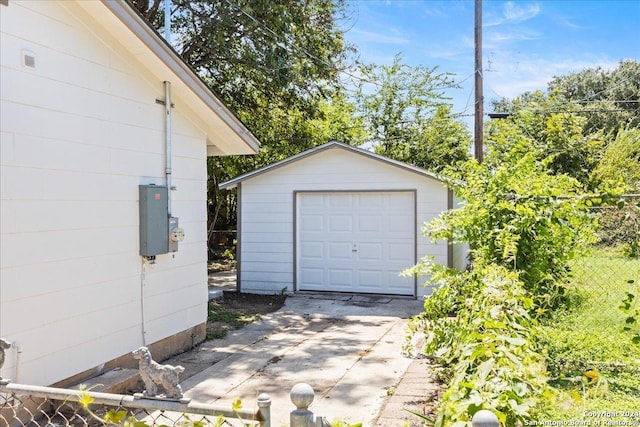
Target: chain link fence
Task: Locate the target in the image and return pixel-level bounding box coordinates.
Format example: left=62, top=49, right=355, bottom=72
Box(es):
left=0, top=382, right=269, bottom=427
left=546, top=198, right=640, bottom=381
left=570, top=199, right=639, bottom=322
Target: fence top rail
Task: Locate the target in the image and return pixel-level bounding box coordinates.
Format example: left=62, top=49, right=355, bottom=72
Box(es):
left=0, top=381, right=266, bottom=421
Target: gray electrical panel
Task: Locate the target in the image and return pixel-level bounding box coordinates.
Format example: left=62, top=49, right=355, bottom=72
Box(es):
left=139, top=185, right=169, bottom=256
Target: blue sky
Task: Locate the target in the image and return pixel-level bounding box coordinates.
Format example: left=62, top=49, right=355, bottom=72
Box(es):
left=341, top=0, right=640, bottom=126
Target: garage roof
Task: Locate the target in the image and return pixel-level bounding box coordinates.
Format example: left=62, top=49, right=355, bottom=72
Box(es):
left=219, top=140, right=445, bottom=189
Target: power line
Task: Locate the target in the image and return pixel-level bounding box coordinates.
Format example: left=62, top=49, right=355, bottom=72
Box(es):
left=529, top=70, right=640, bottom=115
left=534, top=108, right=640, bottom=114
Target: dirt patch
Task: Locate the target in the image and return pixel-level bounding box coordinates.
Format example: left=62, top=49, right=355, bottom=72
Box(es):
left=208, top=260, right=235, bottom=273
left=206, top=291, right=286, bottom=339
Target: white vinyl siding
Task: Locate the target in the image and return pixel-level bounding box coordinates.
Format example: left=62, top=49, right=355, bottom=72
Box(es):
left=236, top=147, right=449, bottom=297
left=0, top=2, right=208, bottom=385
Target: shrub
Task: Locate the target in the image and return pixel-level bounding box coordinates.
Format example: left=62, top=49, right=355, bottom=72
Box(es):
left=407, top=263, right=554, bottom=426
left=430, top=149, right=597, bottom=312
left=596, top=199, right=639, bottom=257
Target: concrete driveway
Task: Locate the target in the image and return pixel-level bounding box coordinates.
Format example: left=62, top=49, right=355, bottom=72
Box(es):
left=171, top=293, right=428, bottom=426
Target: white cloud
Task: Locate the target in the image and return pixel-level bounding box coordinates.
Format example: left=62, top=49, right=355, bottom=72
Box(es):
left=503, top=2, right=541, bottom=23
left=350, top=28, right=410, bottom=45
left=483, top=55, right=620, bottom=100
left=557, top=18, right=587, bottom=30
left=422, top=4, right=450, bottom=18
left=486, top=29, right=541, bottom=45
left=486, top=1, right=541, bottom=27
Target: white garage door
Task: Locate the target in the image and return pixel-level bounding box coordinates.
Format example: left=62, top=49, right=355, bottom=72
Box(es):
left=297, top=191, right=416, bottom=295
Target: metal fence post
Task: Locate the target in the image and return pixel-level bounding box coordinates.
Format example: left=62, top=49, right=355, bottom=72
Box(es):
left=257, top=392, right=271, bottom=427
left=472, top=409, right=499, bottom=427
left=290, top=382, right=315, bottom=427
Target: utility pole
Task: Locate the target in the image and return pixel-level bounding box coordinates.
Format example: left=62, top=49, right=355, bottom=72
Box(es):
left=474, top=0, right=483, bottom=163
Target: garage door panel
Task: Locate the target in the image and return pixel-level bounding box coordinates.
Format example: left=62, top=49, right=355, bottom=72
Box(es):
left=388, top=273, right=414, bottom=290
left=301, top=194, right=323, bottom=207
left=301, top=214, right=323, bottom=232
left=328, top=215, right=352, bottom=232
left=328, top=242, right=352, bottom=260
left=329, top=194, right=352, bottom=208
left=301, top=268, right=324, bottom=286
left=358, top=242, right=383, bottom=260
left=358, top=194, right=383, bottom=208
left=358, top=215, right=383, bottom=232
left=328, top=269, right=352, bottom=287
left=301, top=241, right=324, bottom=259
left=298, top=191, right=415, bottom=296
left=388, top=216, right=414, bottom=233
left=358, top=270, right=383, bottom=288
left=388, top=243, right=414, bottom=261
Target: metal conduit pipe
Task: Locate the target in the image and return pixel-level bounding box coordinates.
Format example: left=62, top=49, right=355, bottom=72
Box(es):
left=164, top=80, right=173, bottom=216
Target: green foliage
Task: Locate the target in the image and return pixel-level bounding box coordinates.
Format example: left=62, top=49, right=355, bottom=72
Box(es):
left=407, top=118, right=605, bottom=424
left=491, top=61, right=640, bottom=191
left=403, top=105, right=472, bottom=173
left=488, top=92, right=605, bottom=189
left=329, top=421, right=363, bottom=427
left=428, top=146, right=597, bottom=310
left=407, top=263, right=554, bottom=426
left=493, top=61, right=640, bottom=137
left=206, top=302, right=262, bottom=339
left=595, top=198, right=640, bottom=258
left=619, top=280, right=640, bottom=345
left=356, top=54, right=471, bottom=173
left=591, top=128, right=640, bottom=193
left=208, top=94, right=367, bottom=235
left=548, top=60, right=640, bottom=135
left=146, top=0, right=353, bottom=111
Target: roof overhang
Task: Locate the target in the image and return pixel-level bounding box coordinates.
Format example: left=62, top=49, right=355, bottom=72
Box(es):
left=73, top=0, right=259, bottom=156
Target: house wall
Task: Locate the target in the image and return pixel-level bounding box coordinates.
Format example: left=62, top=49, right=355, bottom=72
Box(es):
left=237, top=147, right=450, bottom=298
left=0, top=1, right=208, bottom=385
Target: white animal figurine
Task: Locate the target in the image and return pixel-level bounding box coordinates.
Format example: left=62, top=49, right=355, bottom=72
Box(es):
left=0, top=338, right=11, bottom=380
left=132, top=346, right=185, bottom=399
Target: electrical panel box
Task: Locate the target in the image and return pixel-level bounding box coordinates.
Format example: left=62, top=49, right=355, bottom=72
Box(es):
left=139, top=185, right=169, bottom=256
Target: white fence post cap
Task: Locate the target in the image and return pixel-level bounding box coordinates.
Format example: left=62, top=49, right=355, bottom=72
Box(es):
left=290, top=382, right=315, bottom=410
left=472, top=409, right=500, bottom=427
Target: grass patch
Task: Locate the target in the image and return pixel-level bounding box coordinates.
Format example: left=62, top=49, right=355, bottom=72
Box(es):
left=206, top=291, right=286, bottom=340
left=207, top=304, right=262, bottom=339
left=541, top=248, right=640, bottom=418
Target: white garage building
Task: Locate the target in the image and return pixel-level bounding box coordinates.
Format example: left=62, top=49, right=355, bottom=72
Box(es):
left=220, top=141, right=461, bottom=298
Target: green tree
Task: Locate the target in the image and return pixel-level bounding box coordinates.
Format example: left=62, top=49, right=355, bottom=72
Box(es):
left=490, top=61, right=640, bottom=190
left=133, top=0, right=351, bottom=112
left=356, top=54, right=471, bottom=172
left=488, top=92, right=604, bottom=188
left=493, top=61, right=640, bottom=137
left=548, top=60, right=640, bottom=135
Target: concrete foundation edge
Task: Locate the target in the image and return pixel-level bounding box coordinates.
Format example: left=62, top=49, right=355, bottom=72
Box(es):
left=52, top=322, right=207, bottom=390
